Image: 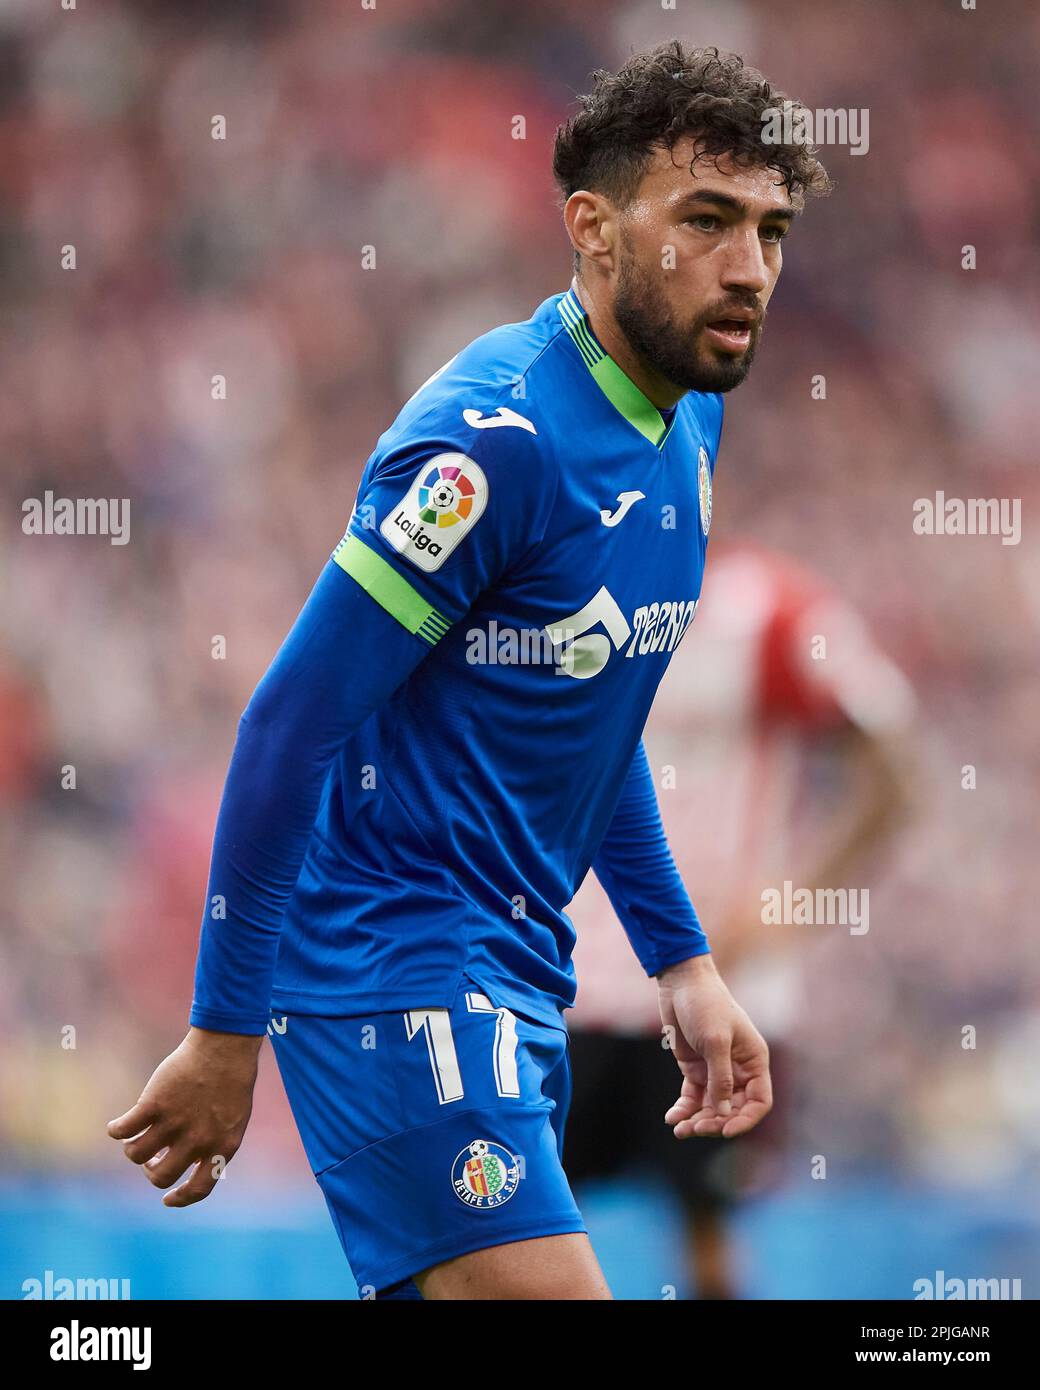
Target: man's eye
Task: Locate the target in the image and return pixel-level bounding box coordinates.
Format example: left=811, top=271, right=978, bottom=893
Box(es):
left=686, top=215, right=719, bottom=231
left=760, top=226, right=788, bottom=244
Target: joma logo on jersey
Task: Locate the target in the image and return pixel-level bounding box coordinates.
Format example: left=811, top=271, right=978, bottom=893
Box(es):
left=547, top=586, right=698, bottom=679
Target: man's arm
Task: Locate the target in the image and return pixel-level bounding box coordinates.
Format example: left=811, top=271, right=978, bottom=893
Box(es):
left=592, top=740, right=772, bottom=1137
left=107, top=553, right=440, bottom=1205
left=109, top=404, right=557, bottom=1202
left=189, top=554, right=436, bottom=1034
left=590, top=738, right=710, bottom=975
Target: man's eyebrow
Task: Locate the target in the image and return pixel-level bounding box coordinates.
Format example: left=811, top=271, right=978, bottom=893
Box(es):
left=674, top=189, right=797, bottom=220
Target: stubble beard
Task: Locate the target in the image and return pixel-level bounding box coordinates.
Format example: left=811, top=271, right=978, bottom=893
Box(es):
left=612, top=243, right=762, bottom=395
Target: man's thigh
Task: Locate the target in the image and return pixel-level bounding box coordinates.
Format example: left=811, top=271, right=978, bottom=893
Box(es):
left=416, top=1231, right=611, bottom=1300
left=270, top=978, right=588, bottom=1297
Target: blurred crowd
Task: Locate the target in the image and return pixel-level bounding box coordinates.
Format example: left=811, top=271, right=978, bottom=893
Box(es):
left=1, top=0, right=1038, bottom=1212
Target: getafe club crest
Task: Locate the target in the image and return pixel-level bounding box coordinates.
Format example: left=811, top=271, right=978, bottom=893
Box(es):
left=451, top=1139, right=521, bottom=1208
left=697, top=446, right=712, bottom=537
left=381, top=452, right=488, bottom=572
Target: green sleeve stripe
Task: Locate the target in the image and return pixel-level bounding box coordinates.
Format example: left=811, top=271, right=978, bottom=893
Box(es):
left=333, top=534, right=451, bottom=645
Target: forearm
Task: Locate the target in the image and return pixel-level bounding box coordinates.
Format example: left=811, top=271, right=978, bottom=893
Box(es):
left=189, top=702, right=335, bottom=1035
left=592, top=739, right=710, bottom=976
left=189, top=559, right=429, bottom=1034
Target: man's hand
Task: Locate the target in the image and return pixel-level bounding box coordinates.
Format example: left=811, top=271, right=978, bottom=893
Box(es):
left=657, top=954, right=772, bottom=1139
left=106, top=1027, right=263, bottom=1207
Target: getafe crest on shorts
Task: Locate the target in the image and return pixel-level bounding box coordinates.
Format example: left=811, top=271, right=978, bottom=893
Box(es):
left=381, top=452, right=488, bottom=573
left=451, top=1139, right=521, bottom=1208
left=698, top=446, right=712, bottom=537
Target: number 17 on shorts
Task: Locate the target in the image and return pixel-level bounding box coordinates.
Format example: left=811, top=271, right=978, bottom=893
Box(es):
left=269, top=978, right=587, bottom=1292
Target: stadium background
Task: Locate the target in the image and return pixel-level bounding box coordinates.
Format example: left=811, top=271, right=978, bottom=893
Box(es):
left=2, top=0, right=1038, bottom=1299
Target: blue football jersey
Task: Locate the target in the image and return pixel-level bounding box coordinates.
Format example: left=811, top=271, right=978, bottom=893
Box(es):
left=266, top=286, right=723, bottom=1029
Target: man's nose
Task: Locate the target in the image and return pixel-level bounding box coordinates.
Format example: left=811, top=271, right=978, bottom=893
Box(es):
left=720, top=229, right=770, bottom=295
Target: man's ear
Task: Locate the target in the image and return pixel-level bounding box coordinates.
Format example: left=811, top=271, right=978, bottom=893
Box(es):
left=565, top=190, right=617, bottom=272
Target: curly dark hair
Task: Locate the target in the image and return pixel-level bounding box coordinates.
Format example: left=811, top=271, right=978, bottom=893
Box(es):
left=553, top=40, right=832, bottom=260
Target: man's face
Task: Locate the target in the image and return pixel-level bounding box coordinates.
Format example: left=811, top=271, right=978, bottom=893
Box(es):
left=611, top=138, right=794, bottom=393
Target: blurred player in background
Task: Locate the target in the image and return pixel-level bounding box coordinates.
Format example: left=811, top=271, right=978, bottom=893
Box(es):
left=566, top=541, right=915, bottom=1298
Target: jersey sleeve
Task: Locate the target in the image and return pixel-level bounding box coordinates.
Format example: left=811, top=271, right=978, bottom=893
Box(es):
left=189, top=561, right=435, bottom=1034
left=591, top=739, right=710, bottom=976
left=335, top=406, right=558, bottom=641
left=190, top=405, right=558, bottom=1034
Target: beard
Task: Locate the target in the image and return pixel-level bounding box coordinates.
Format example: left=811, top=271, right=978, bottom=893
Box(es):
left=612, top=243, right=763, bottom=395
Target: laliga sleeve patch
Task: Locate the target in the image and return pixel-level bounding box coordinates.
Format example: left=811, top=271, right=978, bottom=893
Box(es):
left=379, top=452, right=488, bottom=573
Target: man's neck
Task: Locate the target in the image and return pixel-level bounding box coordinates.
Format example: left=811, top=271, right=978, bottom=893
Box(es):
left=570, top=275, right=685, bottom=411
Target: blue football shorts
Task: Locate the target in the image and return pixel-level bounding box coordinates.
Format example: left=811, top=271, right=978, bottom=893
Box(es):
left=269, top=973, right=586, bottom=1297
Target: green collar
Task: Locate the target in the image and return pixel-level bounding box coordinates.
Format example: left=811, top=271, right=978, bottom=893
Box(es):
left=557, top=286, right=676, bottom=448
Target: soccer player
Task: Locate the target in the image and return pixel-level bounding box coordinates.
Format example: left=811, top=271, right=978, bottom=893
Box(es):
left=108, top=42, right=831, bottom=1300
